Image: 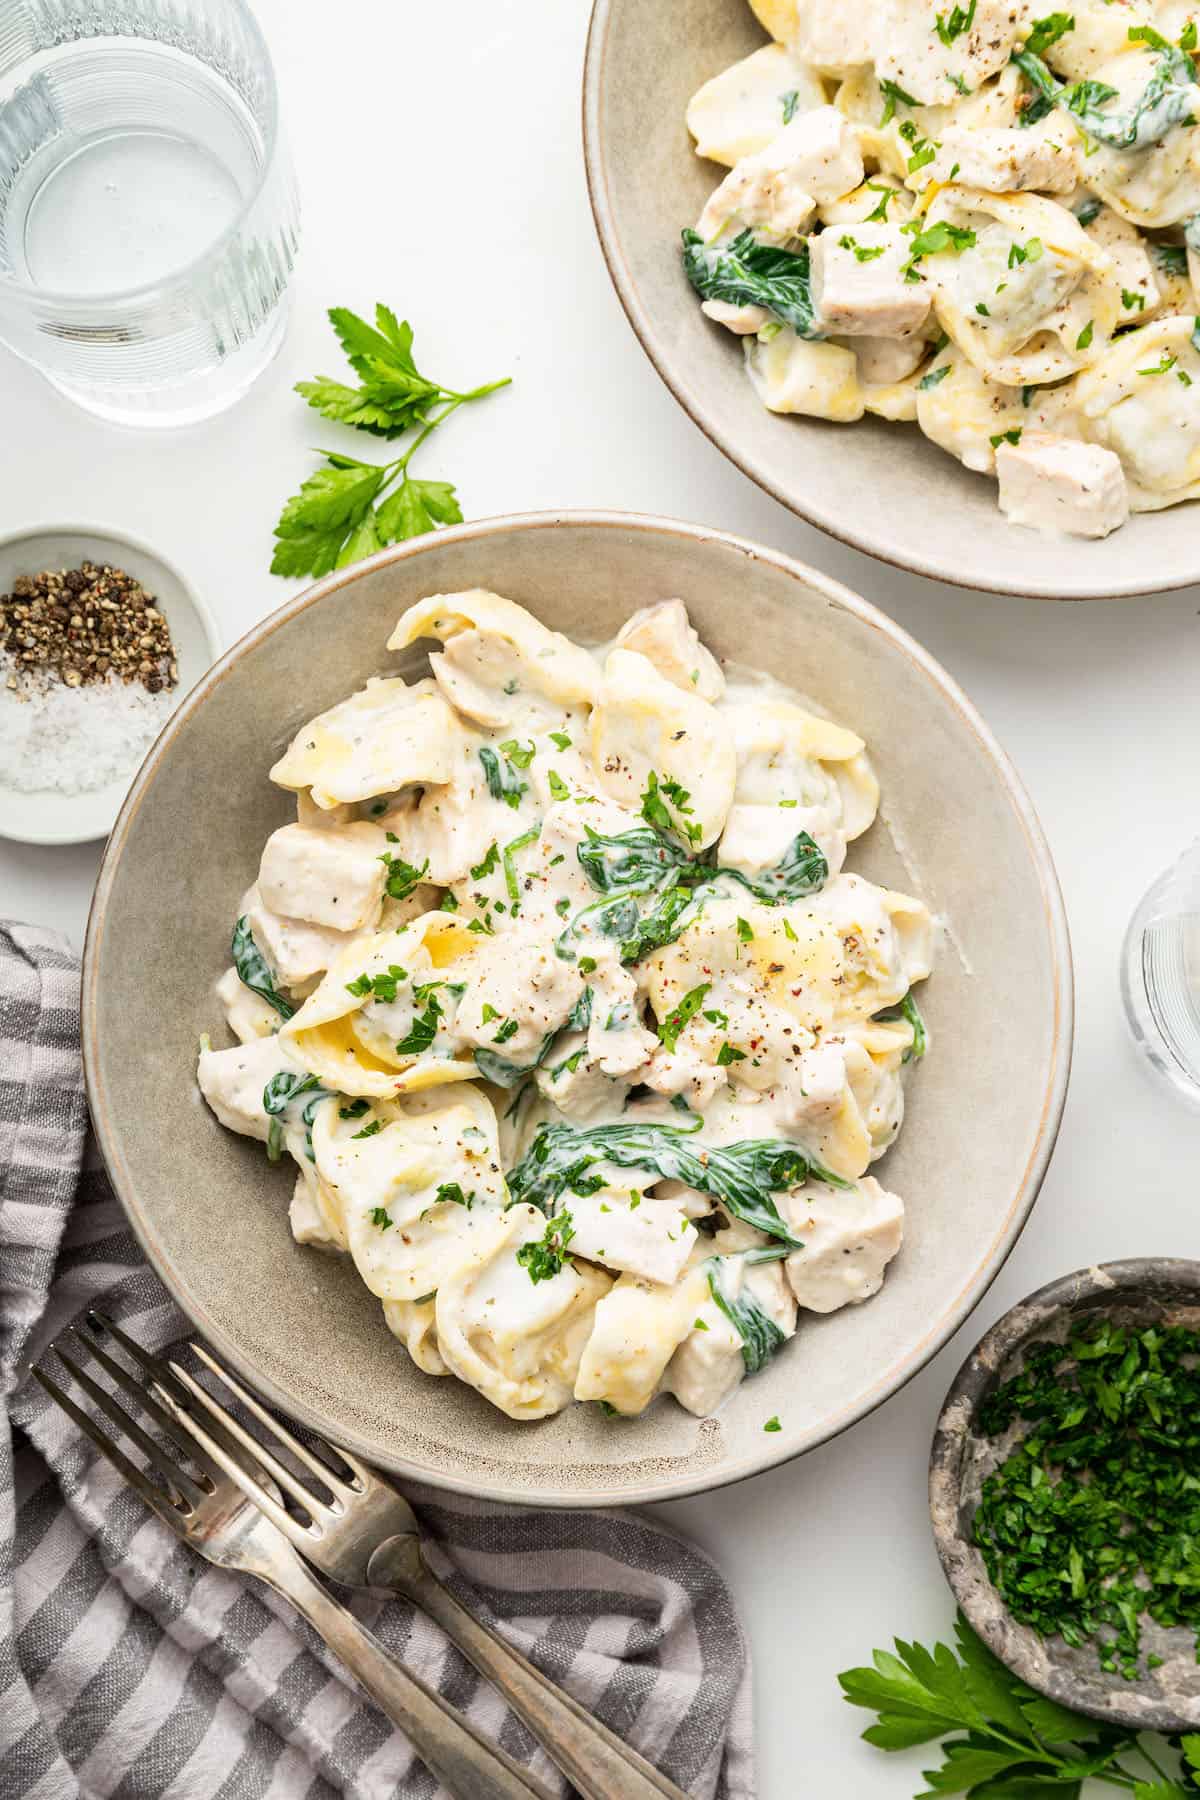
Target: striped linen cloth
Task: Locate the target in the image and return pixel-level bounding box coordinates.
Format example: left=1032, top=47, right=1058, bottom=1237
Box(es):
left=0, top=922, right=755, bottom=1800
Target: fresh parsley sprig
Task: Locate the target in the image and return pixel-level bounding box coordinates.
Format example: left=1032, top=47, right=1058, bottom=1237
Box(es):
left=841, top=1611, right=1200, bottom=1796
left=271, top=304, right=510, bottom=578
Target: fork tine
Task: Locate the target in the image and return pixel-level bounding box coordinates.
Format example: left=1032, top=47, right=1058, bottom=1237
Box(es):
left=50, top=1341, right=211, bottom=1511
left=67, top=1325, right=225, bottom=1483
left=32, top=1364, right=187, bottom=1529
left=190, top=1342, right=363, bottom=1499
left=83, top=1311, right=277, bottom=1477
left=85, top=1310, right=190, bottom=1402
left=163, top=1358, right=337, bottom=1521
left=150, top=1374, right=320, bottom=1554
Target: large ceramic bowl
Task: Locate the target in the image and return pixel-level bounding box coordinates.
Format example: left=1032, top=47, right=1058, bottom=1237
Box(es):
left=83, top=512, right=1072, bottom=1506
left=582, top=1, right=1200, bottom=600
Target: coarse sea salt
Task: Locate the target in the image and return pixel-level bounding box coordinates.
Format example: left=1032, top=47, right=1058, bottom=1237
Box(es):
left=0, top=662, right=175, bottom=795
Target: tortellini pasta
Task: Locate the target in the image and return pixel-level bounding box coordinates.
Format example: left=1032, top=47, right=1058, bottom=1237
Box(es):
left=683, top=0, right=1200, bottom=537
left=199, top=591, right=935, bottom=1423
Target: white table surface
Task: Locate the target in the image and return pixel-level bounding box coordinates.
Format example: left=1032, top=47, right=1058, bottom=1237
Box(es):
left=4, top=2, right=1200, bottom=1793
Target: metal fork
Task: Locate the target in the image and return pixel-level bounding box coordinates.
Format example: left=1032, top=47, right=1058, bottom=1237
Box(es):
left=81, top=1311, right=688, bottom=1800
left=32, top=1323, right=555, bottom=1800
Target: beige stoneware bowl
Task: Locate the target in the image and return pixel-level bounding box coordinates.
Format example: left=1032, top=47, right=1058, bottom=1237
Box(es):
left=582, top=0, right=1200, bottom=599
left=83, top=513, right=1072, bottom=1506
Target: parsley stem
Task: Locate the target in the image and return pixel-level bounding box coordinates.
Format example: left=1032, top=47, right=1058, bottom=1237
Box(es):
left=1133, top=1739, right=1173, bottom=1782
left=441, top=377, right=513, bottom=403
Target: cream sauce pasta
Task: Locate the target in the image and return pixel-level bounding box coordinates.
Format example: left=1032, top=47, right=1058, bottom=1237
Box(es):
left=198, top=594, right=935, bottom=1423
left=683, top=0, right=1200, bottom=537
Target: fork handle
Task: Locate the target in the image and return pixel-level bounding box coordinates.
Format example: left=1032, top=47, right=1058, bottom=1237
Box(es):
left=367, top=1535, right=689, bottom=1800
left=260, top=1550, right=555, bottom=1800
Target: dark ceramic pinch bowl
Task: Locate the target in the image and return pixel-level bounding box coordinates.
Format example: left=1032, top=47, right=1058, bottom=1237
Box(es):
left=931, top=1258, right=1200, bottom=1733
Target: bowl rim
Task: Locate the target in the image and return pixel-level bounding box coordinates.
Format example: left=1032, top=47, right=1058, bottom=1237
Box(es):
left=929, top=1257, right=1200, bottom=1732
left=82, top=508, right=1075, bottom=1506
left=580, top=0, right=1198, bottom=603
left=0, top=519, right=221, bottom=847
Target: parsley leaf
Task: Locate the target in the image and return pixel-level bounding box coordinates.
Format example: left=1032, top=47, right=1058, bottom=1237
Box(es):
left=271, top=304, right=509, bottom=577
left=657, top=982, right=711, bottom=1054
left=1025, top=11, right=1074, bottom=58
left=839, top=1612, right=1188, bottom=1794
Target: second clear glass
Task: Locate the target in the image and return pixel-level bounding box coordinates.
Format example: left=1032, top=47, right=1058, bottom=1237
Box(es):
left=1121, top=839, right=1200, bottom=1107
left=0, top=0, right=300, bottom=426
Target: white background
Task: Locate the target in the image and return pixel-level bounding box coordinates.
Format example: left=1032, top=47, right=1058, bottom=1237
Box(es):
left=3, top=2, right=1200, bottom=1793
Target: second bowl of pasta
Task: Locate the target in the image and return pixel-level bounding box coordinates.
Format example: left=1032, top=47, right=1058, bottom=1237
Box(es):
left=584, top=0, right=1200, bottom=596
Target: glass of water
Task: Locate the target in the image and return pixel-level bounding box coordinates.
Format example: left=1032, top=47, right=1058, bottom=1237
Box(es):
left=1121, top=839, right=1200, bottom=1107
left=0, top=0, right=299, bottom=426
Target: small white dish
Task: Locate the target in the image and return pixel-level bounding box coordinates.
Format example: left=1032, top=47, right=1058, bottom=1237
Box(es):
left=0, top=524, right=219, bottom=846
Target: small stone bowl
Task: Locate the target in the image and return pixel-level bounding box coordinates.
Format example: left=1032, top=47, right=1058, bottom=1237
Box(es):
left=930, top=1258, right=1200, bottom=1733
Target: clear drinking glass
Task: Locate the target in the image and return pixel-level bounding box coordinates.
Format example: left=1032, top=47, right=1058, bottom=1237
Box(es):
left=0, top=0, right=299, bottom=426
left=1120, top=839, right=1200, bottom=1107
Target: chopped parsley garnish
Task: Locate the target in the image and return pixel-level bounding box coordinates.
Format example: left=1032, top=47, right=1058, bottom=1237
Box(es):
left=934, top=0, right=976, bottom=46
left=396, top=990, right=442, bottom=1056
left=502, top=825, right=540, bottom=902
left=346, top=963, right=409, bottom=1002
left=493, top=1018, right=519, bottom=1043
left=470, top=842, right=499, bottom=880
left=918, top=362, right=951, bottom=390
left=435, top=1182, right=473, bottom=1208
left=657, top=982, right=711, bottom=1054
left=481, top=1003, right=500, bottom=1023
left=1075, top=319, right=1094, bottom=349
left=780, top=87, right=800, bottom=123
left=548, top=770, right=569, bottom=801
left=1121, top=287, right=1146, bottom=311
left=974, top=1318, right=1200, bottom=1679
left=838, top=234, right=886, bottom=263
left=1139, top=350, right=1178, bottom=375
left=716, top=1042, right=746, bottom=1065
left=736, top=916, right=754, bottom=943
left=900, top=218, right=977, bottom=282
left=1024, top=11, right=1074, bottom=57
left=339, top=1098, right=370, bottom=1119
left=549, top=729, right=572, bottom=750
left=352, top=1119, right=382, bottom=1139
left=878, top=78, right=917, bottom=126
left=498, top=737, right=535, bottom=769
left=516, top=1210, right=576, bottom=1283
left=763, top=1416, right=781, bottom=1433
left=989, top=428, right=1023, bottom=447
left=378, top=852, right=429, bottom=901
left=368, top=1206, right=392, bottom=1230
left=863, top=181, right=897, bottom=221
left=640, top=770, right=702, bottom=845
